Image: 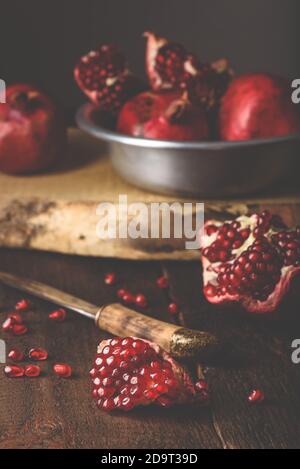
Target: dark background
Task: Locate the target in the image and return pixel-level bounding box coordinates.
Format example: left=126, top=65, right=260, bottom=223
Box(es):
left=1, top=0, right=300, bottom=113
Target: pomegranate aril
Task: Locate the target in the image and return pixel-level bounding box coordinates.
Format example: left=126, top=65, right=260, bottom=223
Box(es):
left=2, top=317, right=14, bottom=331
left=28, top=347, right=48, bottom=361
left=8, top=348, right=24, bottom=362
left=168, top=302, right=179, bottom=315
left=4, top=365, right=24, bottom=378
left=248, top=389, right=265, bottom=404
left=25, top=365, right=41, bottom=377
left=8, top=313, right=23, bottom=324
left=117, top=288, right=127, bottom=299
left=135, top=294, right=148, bottom=308
left=15, top=299, right=31, bottom=311
left=156, top=276, right=169, bottom=289
left=104, top=272, right=117, bottom=285
left=48, top=308, right=66, bottom=322
left=11, top=324, right=28, bottom=335
left=122, top=293, right=135, bottom=305
left=53, top=363, right=72, bottom=378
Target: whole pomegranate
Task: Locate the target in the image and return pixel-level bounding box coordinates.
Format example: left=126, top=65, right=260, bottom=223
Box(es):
left=117, top=91, right=209, bottom=141
left=91, top=337, right=207, bottom=412
left=201, top=211, right=300, bottom=314
left=144, top=31, right=233, bottom=111
left=74, top=44, right=144, bottom=113
left=0, top=84, right=66, bottom=175
left=219, top=74, right=300, bottom=141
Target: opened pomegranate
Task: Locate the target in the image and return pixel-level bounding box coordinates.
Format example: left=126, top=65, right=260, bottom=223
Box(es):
left=117, top=91, right=209, bottom=141
left=0, top=84, right=66, bottom=175
left=219, top=74, right=300, bottom=140
left=74, top=44, right=144, bottom=113
left=144, top=32, right=232, bottom=111
left=91, top=337, right=203, bottom=412
left=201, top=211, right=300, bottom=314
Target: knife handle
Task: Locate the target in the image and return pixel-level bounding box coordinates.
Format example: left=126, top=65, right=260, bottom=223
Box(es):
left=95, top=303, right=221, bottom=361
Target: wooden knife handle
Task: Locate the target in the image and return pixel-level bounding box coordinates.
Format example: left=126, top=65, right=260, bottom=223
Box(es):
left=95, top=303, right=221, bottom=361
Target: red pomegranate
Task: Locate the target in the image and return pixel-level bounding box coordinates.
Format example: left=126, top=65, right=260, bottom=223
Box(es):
left=200, top=211, right=300, bottom=314
left=117, top=91, right=209, bottom=141
left=91, top=337, right=207, bottom=412
left=0, top=84, right=66, bottom=175
left=144, top=32, right=233, bottom=111
left=74, top=44, right=144, bottom=113
left=219, top=74, right=300, bottom=141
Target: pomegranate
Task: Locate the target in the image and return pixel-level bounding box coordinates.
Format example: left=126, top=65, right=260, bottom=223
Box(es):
left=28, top=348, right=48, bottom=361
left=144, top=32, right=233, bottom=110
left=104, top=272, right=117, bottom=285
left=4, top=365, right=25, bottom=378
left=117, top=91, right=209, bottom=141
left=168, top=303, right=179, bottom=315
left=8, top=348, right=24, bottom=362
left=135, top=294, right=148, bottom=308
left=24, top=365, right=41, bottom=377
left=248, top=389, right=265, bottom=404
left=220, top=74, right=300, bottom=140
left=53, top=363, right=72, bottom=378
left=48, top=308, right=66, bottom=322
left=91, top=337, right=203, bottom=412
left=74, top=44, right=144, bottom=113
left=0, top=84, right=66, bottom=174
left=15, top=299, right=31, bottom=311
left=201, top=211, right=300, bottom=314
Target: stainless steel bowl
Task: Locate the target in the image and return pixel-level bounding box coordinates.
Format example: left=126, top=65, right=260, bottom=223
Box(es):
left=76, top=103, right=300, bottom=198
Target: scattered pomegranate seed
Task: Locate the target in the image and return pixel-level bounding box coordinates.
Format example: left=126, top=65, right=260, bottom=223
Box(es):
left=4, top=365, right=24, bottom=378
left=135, top=294, right=148, bottom=308
left=167, top=302, right=179, bottom=315
left=11, top=324, right=28, bottom=335
left=25, top=365, right=41, bottom=377
left=248, top=389, right=265, bottom=404
left=104, top=272, right=117, bottom=285
left=28, top=348, right=48, bottom=361
left=8, top=348, right=24, bottom=362
left=48, top=308, right=66, bottom=322
left=8, top=312, right=23, bottom=324
left=122, top=292, right=135, bottom=305
left=2, top=317, right=15, bottom=332
left=195, top=379, right=209, bottom=392
left=15, top=299, right=31, bottom=311
left=156, top=276, right=169, bottom=289
left=53, top=363, right=72, bottom=378
left=117, top=288, right=127, bottom=299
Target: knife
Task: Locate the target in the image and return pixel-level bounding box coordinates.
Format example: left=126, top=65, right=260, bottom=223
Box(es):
left=0, top=271, right=221, bottom=361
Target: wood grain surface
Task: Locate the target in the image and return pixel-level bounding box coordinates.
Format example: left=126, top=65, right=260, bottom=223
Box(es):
left=0, top=237, right=300, bottom=448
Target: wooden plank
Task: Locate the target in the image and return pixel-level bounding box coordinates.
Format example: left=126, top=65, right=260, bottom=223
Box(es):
left=0, top=249, right=222, bottom=449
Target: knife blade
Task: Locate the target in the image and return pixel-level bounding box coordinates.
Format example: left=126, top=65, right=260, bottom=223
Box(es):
left=0, top=271, right=221, bottom=361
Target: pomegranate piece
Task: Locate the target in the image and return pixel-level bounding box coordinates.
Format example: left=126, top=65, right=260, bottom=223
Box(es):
left=11, top=324, right=28, bottom=335
left=53, top=363, right=72, bottom=378
left=15, top=299, right=31, bottom=311
left=248, top=389, right=265, bottom=404
left=156, top=276, right=169, bottom=289
left=74, top=44, right=144, bottom=113
left=4, top=365, right=24, bottom=378
left=0, top=84, right=66, bottom=175
left=201, top=211, right=300, bottom=314
left=48, top=308, right=66, bottom=322
left=8, top=348, right=24, bottom=362
left=91, top=337, right=203, bottom=412
left=219, top=74, right=300, bottom=141
left=135, top=294, right=148, bottom=308
left=104, top=272, right=117, bottom=286
left=168, top=303, right=179, bottom=315
left=144, top=32, right=233, bottom=110
left=25, top=365, right=41, bottom=378
left=117, top=91, right=209, bottom=141
left=28, top=348, right=48, bottom=361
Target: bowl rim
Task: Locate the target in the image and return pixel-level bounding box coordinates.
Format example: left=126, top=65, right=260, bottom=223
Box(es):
left=76, top=102, right=300, bottom=150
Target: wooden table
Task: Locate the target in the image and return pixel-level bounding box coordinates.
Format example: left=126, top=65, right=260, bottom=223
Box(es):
left=1, top=245, right=300, bottom=449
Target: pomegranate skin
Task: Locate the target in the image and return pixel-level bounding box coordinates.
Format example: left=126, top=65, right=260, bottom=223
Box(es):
left=0, top=84, right=66, bottom=174
left=219, top=74, right=300, bottom=141
left=117, top=91, right=209, bottom=141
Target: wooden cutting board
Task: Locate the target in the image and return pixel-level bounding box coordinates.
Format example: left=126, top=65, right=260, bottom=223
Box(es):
left=0, top=128, right=299, bottom=260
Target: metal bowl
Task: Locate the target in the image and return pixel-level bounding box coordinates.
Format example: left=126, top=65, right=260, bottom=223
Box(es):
left=76, top=103, right=300, bottom=198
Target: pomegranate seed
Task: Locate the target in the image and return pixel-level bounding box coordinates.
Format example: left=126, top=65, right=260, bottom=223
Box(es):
left=11, top=324, right=28, bottom=335
left=48, top=308, right=66, bottom=322
left=248, top=389, right=265, bottom=404
left=28, top=347, right=48, bottom=361
left=117, top=288, right=127, bottom=299
left=4, top=365, right=24, bottom=378
left=135, top=294, right=147, bottom=308
left=53, top=363, right=72, bottom=378
left=15, top=299, right=31, bottom=311
left=25, top=365, right=41, bottom=377
left=2, top=317, right=14, bottom=331
left=122, top=292, right=135, bottom=305
left=156, top=276, right=169, bottom=289
left=195, top=379, right=209, bottom=392
left=8, top=348, right=24, bottom=362
left=8, top=312, right=23, bottom=323
left=104, top=272, right=117, bottom=285
left=168, top=302, right=179, bottom=315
